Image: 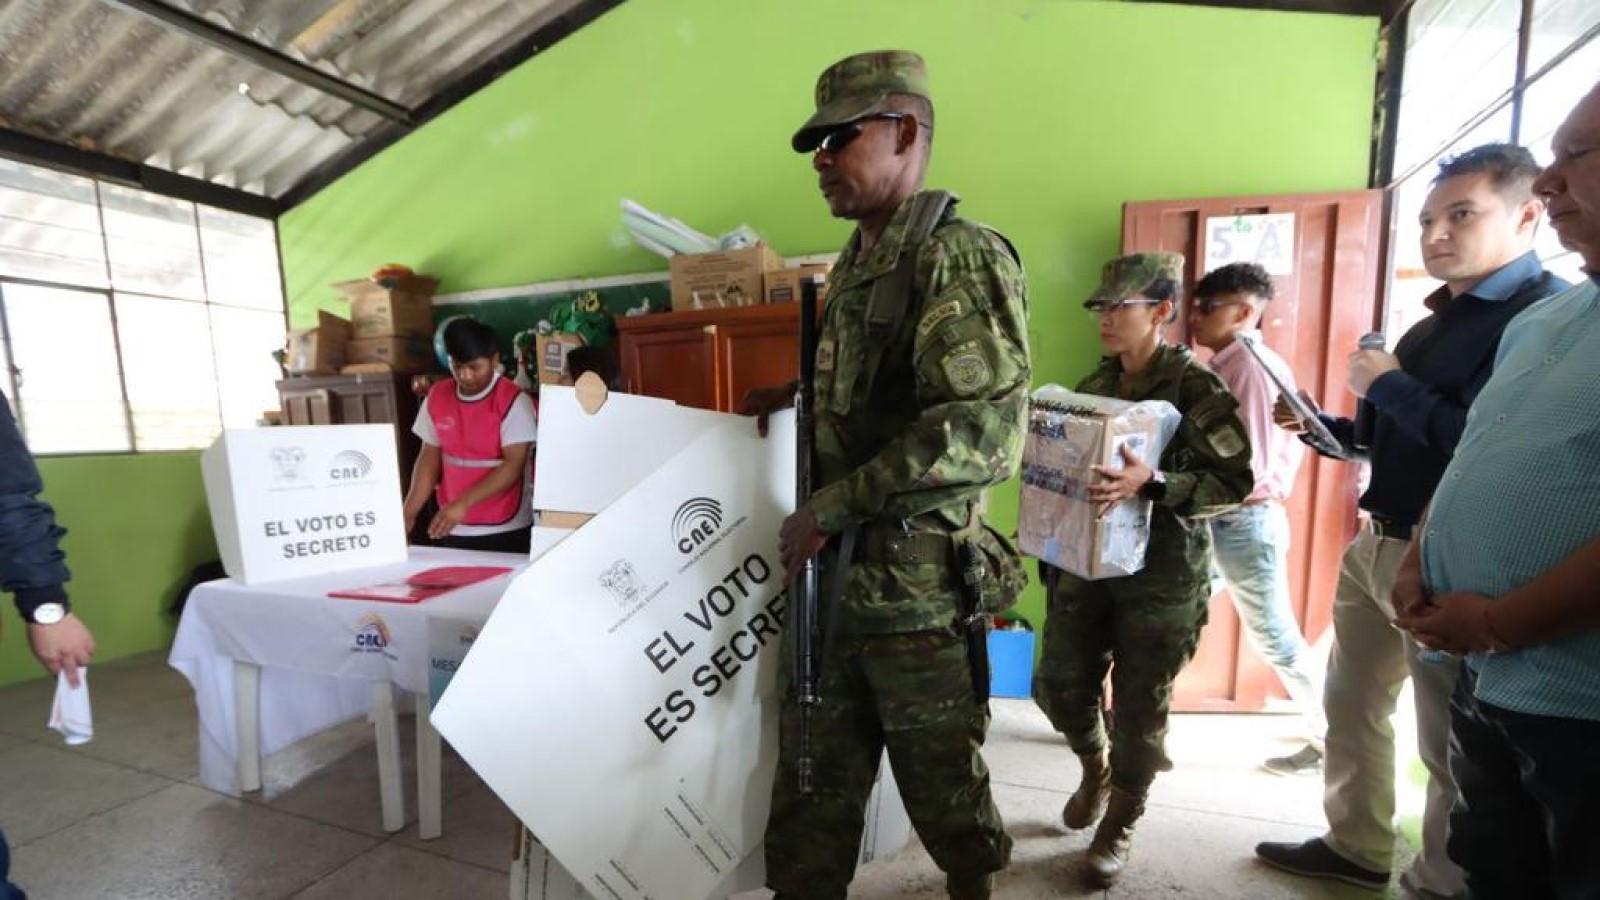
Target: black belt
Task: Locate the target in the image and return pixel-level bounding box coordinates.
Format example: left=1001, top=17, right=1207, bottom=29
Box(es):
left=859, top=529, right=951, bottom=565
left=1368, top=515, right=1413, bottom=542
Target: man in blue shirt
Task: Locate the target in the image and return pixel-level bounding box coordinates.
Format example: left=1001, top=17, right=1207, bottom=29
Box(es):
left=1, top=392, right=97, bottom=900
left=1255, top=145, right=1568, bottom=897
left=1397, top=85, right=1600, bottom=900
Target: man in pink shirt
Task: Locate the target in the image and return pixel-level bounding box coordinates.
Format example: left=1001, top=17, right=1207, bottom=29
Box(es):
left=1190, top=263, right=1323, bottom=774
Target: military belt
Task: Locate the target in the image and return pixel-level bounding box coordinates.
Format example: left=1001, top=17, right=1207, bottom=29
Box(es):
left=857, top=530, right=950, bottom=565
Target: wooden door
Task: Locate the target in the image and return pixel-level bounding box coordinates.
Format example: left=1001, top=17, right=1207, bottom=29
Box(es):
left=1122, top=190, right=1386, bottom=712
left=618, top=325, right=718, bottom=410
left=718, top=307, right=801, bottom=412
left=617, top=304, right=804, bottom=412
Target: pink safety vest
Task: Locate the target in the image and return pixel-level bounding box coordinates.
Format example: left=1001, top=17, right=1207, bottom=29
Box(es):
left=427, top=376, right=526, bottom=527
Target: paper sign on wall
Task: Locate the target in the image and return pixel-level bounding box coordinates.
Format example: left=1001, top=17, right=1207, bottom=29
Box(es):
left=201, top=424, right=407, bottom=585
left=1203, top=212, right=1296, bottom=275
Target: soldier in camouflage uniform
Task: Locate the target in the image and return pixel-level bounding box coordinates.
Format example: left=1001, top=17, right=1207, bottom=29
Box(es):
left=741, top=51, right=1031, bottom=900
left=1034, top=252, right=1253, bottom=885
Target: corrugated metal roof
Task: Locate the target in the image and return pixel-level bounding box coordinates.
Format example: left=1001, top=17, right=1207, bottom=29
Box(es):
left=0, top=0, right=583, bottom=200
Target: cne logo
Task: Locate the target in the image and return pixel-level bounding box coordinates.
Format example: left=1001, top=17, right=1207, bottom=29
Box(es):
left=672, top=497, right=724, bottom=555
left=354, top=613, right=392, bottom=654
left=329, top=450, right=373, bottom=482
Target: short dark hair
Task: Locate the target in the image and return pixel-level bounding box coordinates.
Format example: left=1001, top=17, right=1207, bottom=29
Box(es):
left=1434, top=143, right=1541, bottom=202
left=1195, top=262, right=1275, bottom=304
left=564, top=345, right=620, bottom=387
left=443, top=317, right=499, bottom=364
left=1144, top=278, right=1182, bottom=323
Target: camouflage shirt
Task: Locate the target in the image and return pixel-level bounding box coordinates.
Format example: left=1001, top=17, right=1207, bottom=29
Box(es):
left=809, top=190, right=1032, bottom=633
left=1074, top=342, right=1254, bottom=578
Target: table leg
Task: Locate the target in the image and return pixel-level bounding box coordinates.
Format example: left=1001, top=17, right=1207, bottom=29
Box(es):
left=416, top=693, right=442, bottom=841
left=371, top=681, right=405, bottom=833
left=233, top=660, right=262, bottom=793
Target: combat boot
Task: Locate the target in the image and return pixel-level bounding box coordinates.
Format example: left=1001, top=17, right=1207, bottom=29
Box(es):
left=1082, top=786, right=1145, bottom=885
left=1062, top=749, right=1110, bottom=830
left=945, top=871, right=993, bottom=900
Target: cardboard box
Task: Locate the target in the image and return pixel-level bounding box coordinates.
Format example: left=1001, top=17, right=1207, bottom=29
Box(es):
left=1017, top=388, right=1180, bottom=580
left=535, top=333, right=585, bottom=385
left=334, top=275, right=439, bottom=338
left=347, top=335, right=435, bottom=373
left=669, top=244, right=781, bottom=311
left=285, top=310, right=351, bottom=375
left=763, top=263, right=831, bottom=305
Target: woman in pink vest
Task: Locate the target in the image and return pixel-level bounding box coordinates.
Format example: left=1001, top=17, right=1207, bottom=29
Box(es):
left=402, top=318, right=536, bottom=554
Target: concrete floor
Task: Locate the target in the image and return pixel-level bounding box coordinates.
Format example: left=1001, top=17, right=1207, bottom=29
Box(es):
left=0, top=652, right=1421, bottom=899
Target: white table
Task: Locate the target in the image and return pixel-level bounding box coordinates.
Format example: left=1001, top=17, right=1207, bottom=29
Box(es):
left=169, top=547, right=525, bottom=839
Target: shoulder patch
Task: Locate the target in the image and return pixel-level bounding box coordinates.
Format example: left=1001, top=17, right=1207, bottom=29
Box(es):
left=941, top=342, right=993, bottom=397
left=1207, top=422, right=1248, bottom=458
left=918, top=299, right=963, bottom=337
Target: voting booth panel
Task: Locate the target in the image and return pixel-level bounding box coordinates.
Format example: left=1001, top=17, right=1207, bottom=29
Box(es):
left=201, top=424, right=407, bottom=585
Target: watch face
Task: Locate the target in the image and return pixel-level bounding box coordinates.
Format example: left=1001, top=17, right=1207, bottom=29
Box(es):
left=32, top=603, right=66, bottom=625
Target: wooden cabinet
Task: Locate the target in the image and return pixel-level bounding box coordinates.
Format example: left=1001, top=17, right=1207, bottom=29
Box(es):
left=617, top=304, right=802, bottom=412
left=276, top=372, right=422, bottom=490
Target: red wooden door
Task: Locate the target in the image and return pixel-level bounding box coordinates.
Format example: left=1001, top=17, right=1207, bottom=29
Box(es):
left=1121, top=190, right=1386, bottom=712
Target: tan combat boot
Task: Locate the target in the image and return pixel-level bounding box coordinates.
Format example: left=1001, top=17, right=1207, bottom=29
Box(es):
left=945, top=871, right=992, bottom=900
left=1082, top=786, right=1146, bottom=885
left=1062, top=749, right=1110, bottom=830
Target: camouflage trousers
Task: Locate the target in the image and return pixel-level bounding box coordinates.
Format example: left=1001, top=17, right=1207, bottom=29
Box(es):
left=1034, top=565, right=1208, bottom=796
left=764, top=629, right=1012, bottom=899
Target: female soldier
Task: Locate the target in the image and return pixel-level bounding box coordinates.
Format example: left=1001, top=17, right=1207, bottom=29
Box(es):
left=1035, top=252, right=1253, bottom=885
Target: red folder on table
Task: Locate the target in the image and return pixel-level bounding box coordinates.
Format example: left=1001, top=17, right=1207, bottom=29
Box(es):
left=329, top=566, right=513, bottom=604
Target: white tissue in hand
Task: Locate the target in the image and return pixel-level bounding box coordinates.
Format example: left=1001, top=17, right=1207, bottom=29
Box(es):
left=48, top=668, right=93, bottom=745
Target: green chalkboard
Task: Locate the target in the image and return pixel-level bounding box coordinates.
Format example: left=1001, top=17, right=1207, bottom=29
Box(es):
left=431, top=276, right=672, bottom=368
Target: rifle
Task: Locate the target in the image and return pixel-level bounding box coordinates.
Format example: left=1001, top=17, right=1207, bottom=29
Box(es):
left=794, top=273, right=824, bottom=795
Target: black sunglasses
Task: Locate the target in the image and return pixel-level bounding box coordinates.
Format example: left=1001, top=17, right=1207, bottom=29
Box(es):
left=816, top=113, right=911, bottom=154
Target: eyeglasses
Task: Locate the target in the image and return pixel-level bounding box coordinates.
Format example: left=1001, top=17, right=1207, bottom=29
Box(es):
left=816, top=113, right=911, bottom=154
left=1191, top=298, right=1251, bottom=314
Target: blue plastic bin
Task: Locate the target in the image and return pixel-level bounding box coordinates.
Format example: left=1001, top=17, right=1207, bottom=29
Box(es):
left=988, top=628, right=1036, bottom=699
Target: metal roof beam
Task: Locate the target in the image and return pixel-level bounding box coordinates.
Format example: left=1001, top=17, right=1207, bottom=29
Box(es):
left=0, top=127, right=280, bottom=219
left=96, top=0, right=415, bottom=126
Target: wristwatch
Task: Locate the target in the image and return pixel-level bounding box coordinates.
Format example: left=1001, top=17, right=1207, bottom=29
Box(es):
left=1140, top=469, right=1168, bottom=502
left=27, top=602, right=67, bottom=626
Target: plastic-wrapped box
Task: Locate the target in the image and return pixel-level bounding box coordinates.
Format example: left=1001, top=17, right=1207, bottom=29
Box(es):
left=1019, top=387, right=1180, bottom=580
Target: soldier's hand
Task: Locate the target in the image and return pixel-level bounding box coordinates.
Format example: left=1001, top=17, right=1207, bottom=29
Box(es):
left=738, top=383, right=797, bottom=438
left=1088, top=445, right=1154, bottom=518
left=1274, top=392, right=1316, bottom=433
left=778, top=506, right=830, bottom=582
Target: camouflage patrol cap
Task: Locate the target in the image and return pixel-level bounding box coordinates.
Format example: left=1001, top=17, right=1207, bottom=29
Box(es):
left=791, top=50, right=930, bottom=153
left=1084, top=252, right=1187, bottom=309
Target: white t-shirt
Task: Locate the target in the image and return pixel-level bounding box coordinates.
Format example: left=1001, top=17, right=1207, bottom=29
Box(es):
left=413, top=373, right=537, bottom=536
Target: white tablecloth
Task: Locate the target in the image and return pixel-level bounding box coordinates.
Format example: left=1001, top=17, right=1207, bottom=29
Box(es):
left=169, top=546, right=526, bottom=793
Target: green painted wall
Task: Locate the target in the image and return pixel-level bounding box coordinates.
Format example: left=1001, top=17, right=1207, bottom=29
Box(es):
left=0, top=454, right=215, bottom=688
left=280, top=0, right=1378, bottom=634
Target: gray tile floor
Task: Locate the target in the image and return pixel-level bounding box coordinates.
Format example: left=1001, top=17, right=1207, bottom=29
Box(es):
left=1, top=652, right=1417, bottom=899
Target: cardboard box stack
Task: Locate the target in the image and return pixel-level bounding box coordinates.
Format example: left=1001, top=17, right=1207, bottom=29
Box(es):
left=668, top=244, right=781, bottom=311
left=333, top=273, right=440, bottom=374
left=763, top=262, right=832, bottom=305
left=1017, top=387, right=1181, bottom=580
left=284, top=310, right=352, bottom=375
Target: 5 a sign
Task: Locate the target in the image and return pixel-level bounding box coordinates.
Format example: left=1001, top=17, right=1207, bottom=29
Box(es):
left=1203, top=213, right=1295, bottom=276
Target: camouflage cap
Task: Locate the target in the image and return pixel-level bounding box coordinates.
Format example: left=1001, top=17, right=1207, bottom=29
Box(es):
left=1084, top=252, right=1186, bottom=309
left=791, top=50, right=930, bottom=153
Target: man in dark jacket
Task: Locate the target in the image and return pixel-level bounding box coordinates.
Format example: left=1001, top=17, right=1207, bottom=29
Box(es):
left=1, top=391, right=96, bottom=900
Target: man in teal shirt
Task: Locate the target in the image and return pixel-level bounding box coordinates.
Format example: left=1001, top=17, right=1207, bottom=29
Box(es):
left=1397, top=84, right=1600, bottom=900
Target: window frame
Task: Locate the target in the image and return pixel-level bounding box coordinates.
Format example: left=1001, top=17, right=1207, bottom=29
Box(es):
left=0, top=157, right=288, bottom=457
